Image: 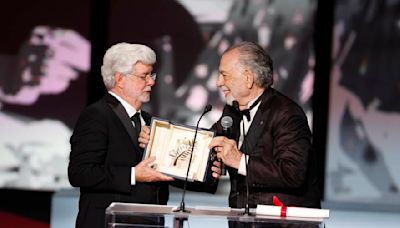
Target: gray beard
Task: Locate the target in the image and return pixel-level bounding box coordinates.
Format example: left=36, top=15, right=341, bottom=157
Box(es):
left=226, top=95, right=234, bottom=106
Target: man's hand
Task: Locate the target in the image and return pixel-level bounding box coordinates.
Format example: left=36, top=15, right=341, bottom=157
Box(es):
left=138, top=125, right=150, bottom=149
left=209, top=136, right=242, bottom=169
left=211, top=160, right=222, bottom=179
left=135, top=157, right=174, bottom=182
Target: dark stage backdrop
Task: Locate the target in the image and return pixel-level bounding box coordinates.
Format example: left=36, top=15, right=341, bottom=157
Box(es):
left=325, top=0, right=400, bottom=207
left=0, top=0, right=90, bottom=191
left=108, top=0, right=317, bottom=129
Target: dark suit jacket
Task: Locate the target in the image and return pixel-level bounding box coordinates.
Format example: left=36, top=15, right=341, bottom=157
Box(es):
left=68, top=94, right=169, bottom=228
left=213, top=88, right=321, bottom=209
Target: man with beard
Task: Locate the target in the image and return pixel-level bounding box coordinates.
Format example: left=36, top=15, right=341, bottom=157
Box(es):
left=209, top=41, right=321, bottom=212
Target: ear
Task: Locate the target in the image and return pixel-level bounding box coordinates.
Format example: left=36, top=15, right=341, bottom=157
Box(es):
left=114, top=72, right=124, bottom=88
left=245, top=69, right=255, bottom=89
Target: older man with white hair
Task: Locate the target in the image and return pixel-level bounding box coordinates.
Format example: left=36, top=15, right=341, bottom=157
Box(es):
left=68, top=43, right=174, bottom=228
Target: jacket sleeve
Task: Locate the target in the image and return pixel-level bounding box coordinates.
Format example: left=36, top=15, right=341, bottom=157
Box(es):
left=247, top=105, right=312, bottom=189
left=68, top=107, right=132, bottom=193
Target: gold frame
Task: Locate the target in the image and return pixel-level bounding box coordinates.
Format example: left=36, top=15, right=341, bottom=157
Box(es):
left=144, top=118, right=215, bottom=182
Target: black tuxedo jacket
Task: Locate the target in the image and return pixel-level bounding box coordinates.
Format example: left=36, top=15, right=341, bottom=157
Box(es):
left=214, top=88, right=321, bottom=208
left=68, top=94, right=169, bottom=228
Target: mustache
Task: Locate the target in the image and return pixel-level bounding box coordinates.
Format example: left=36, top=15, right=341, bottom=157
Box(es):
left=219, top=86, right=229, bottom=92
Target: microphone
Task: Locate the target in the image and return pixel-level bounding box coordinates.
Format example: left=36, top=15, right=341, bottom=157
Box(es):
left=204, top=104, right=212, bottom=113
left=232, top=100, right=252, bottom=216
left=221, top=116, right=233, bottom=135
left=175, top=104, right=212, bottom=213
left=220, top=116, right=233, bottom=175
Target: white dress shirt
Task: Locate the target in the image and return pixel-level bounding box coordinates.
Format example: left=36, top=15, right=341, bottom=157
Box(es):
left=108, top=91, right=143, bottom=185
left=237, top=95, right=262, bottom=176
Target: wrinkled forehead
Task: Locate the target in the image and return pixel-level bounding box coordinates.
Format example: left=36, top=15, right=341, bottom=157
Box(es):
left=220, top=50, right=241, bottom=71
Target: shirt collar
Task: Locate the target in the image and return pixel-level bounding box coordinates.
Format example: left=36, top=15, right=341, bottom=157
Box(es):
left=246, top=92, right=263, bottom=109
left=108, top=91, right=140, bottom=118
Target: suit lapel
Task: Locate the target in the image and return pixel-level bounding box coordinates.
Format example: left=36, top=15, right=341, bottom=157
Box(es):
left=240, top=89, right=275, bottom=155
left=141, top=111, right=152, bottom=126
left=104, top=94, right=142, bottom=154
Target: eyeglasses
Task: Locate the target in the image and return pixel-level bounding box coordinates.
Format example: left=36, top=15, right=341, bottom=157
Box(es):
left=127, top=72, right=157, bottom=82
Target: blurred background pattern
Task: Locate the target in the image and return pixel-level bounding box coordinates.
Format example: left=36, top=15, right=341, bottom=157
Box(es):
left=0, top=0, right=399, bottom=227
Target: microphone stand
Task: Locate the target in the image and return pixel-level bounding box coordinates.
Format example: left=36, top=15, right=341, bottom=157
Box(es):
left=174, top=105, right=212, bottom=213
left=233, top=101, right=252, bottom=216
left=220, top=116, right=233, bottom=176
left=242, top=121, right=252, bottom=216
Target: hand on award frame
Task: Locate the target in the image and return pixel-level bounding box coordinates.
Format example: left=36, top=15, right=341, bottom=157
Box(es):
left=138, top=125, right=151, bottom=149
left=135, top=156, right=174, bottom=182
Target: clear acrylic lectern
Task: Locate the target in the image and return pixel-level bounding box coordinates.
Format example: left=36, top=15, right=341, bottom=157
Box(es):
left=105, top=202, right=324, bottom=228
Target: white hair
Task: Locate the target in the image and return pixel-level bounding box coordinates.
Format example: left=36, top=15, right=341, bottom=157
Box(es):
left=224, top=41, right=273, bottom=88
left=101, top=43, right=156, bottom=90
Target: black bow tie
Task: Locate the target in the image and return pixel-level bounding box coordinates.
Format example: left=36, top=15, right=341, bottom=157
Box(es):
left=240, top=97, right=261, bottom=121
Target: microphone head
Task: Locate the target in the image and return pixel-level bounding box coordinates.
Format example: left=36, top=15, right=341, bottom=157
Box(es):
left=204, top=104, right=212, bottom=113
left=232, top=100, right=240, bottom=112
left=221, top=116, right=233, bottom=129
